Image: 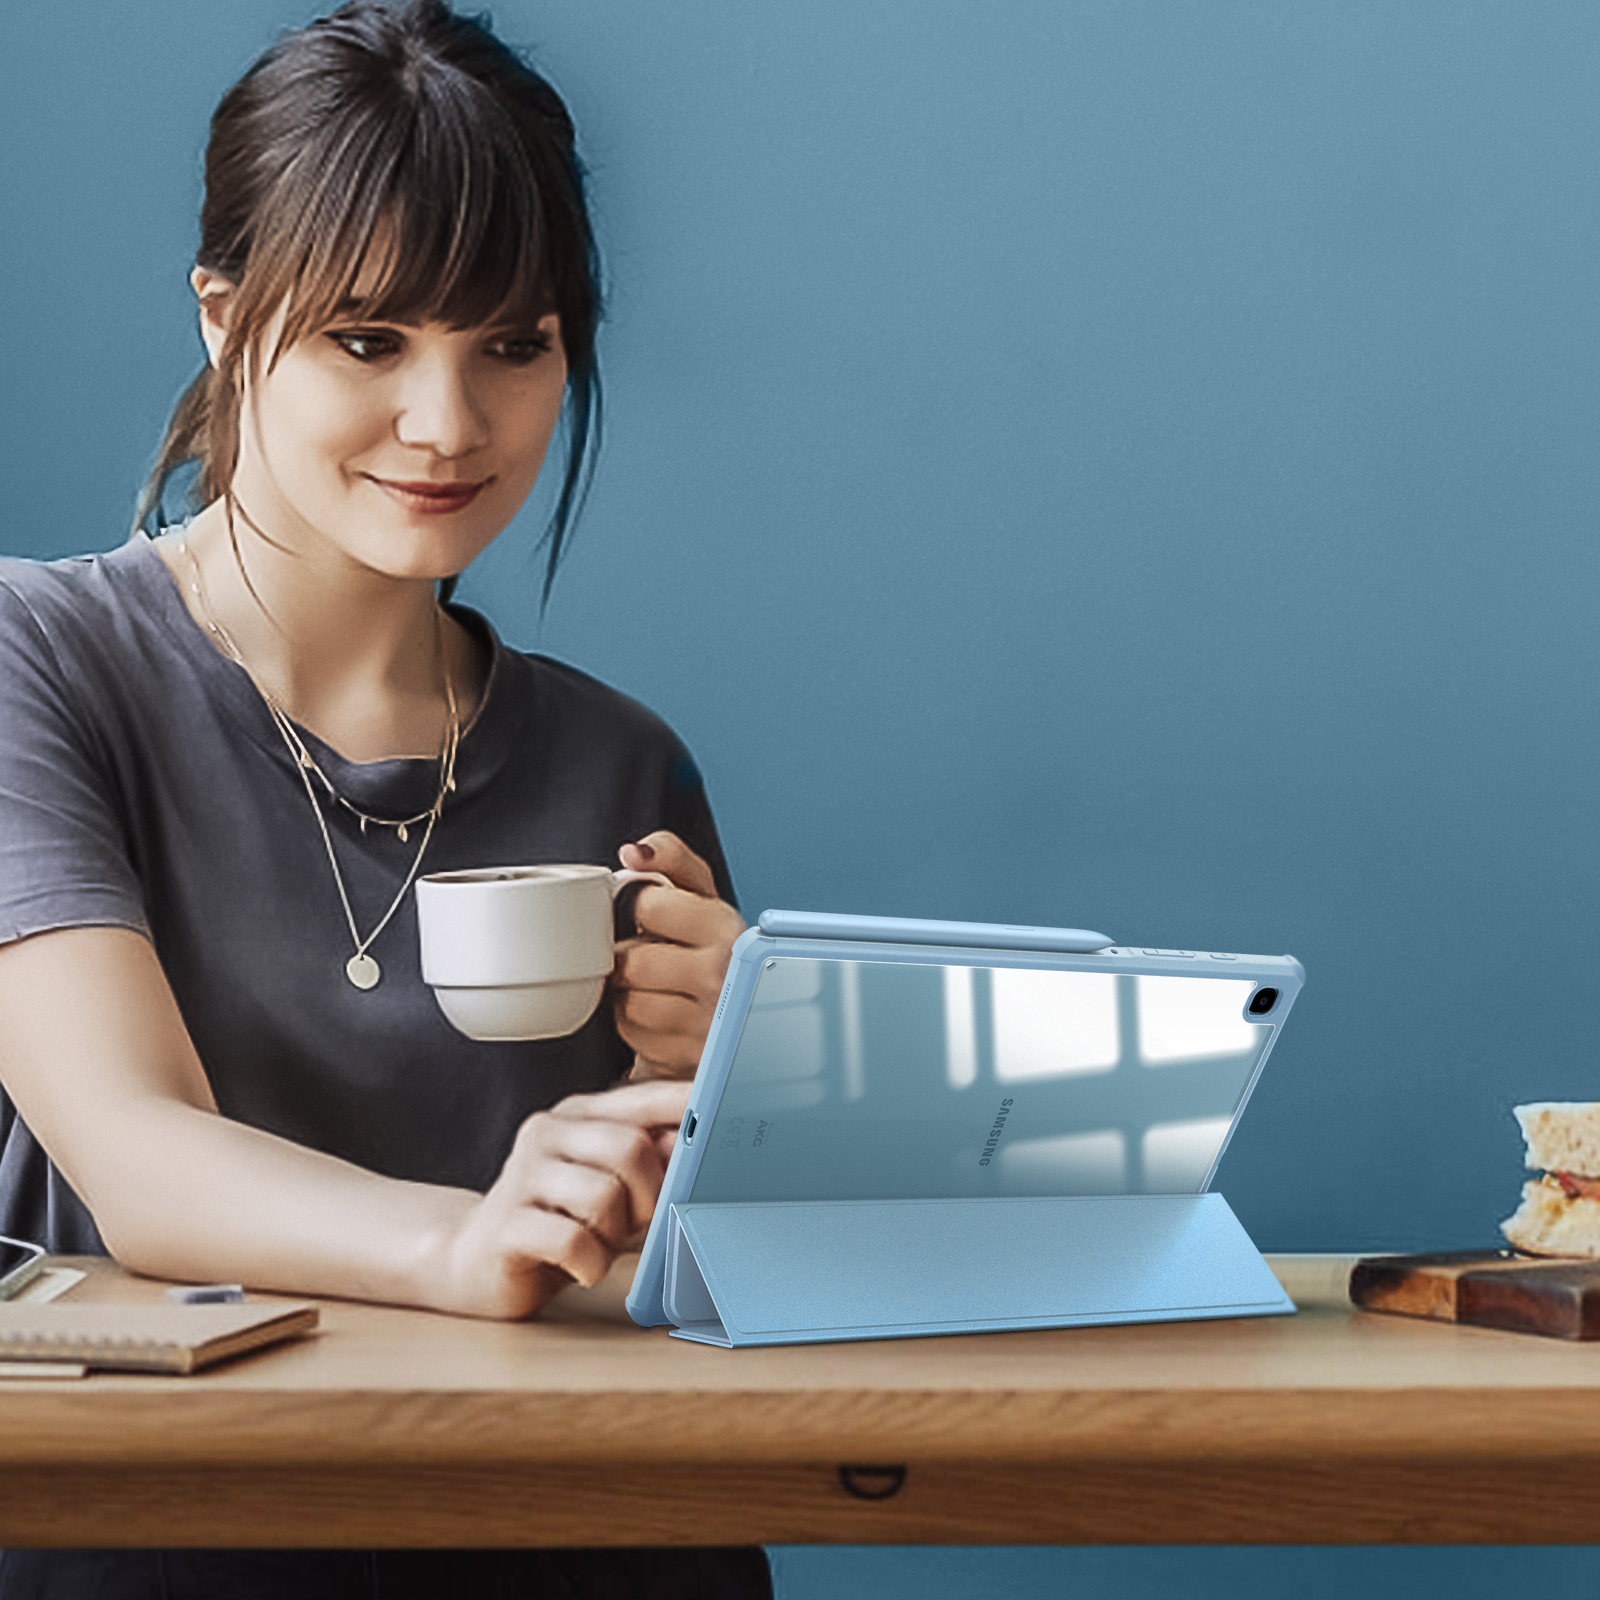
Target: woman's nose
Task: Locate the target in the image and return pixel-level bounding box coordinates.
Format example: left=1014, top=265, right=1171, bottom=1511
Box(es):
left=393, top=353, right=491, bottom=458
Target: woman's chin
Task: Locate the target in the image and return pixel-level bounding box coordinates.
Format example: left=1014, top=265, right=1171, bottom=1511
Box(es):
left=334, top=518, right=505, bottom=585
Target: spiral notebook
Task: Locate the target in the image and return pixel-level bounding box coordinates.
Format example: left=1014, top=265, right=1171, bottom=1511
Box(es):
left=0, top=1300, right=318, bottom=1375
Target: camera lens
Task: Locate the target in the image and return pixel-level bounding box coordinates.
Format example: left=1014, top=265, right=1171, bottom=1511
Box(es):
left=1247, top=987, right=1278, bottom=1016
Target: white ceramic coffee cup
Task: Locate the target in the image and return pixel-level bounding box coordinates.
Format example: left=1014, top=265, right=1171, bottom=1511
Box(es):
left=415, top=864, right=670, bottom=1042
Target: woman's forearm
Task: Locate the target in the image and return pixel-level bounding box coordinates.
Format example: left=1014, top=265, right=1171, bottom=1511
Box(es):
left=0, top=927, right=476, bottom=1310
left=83, top=1096, right=478, bottom=1309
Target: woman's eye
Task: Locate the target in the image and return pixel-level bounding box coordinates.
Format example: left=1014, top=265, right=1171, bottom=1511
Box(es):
left=490, top=330, right=555, bottom=365
left=328, top=330, right=401, bottom=362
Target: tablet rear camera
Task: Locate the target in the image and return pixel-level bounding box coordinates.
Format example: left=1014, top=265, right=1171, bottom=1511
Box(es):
left=1247, top=987, right=1279, bottom=1016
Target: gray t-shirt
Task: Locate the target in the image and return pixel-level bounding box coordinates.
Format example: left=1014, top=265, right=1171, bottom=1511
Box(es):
left=0, top=534, right=733, bottom=1253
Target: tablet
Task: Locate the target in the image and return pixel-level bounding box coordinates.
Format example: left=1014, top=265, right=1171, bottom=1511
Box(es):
left=626, top=912, right=1303, bottom=1327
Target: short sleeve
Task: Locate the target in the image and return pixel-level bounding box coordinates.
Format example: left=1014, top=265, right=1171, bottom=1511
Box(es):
left=0, top=580, right=147, bottom=946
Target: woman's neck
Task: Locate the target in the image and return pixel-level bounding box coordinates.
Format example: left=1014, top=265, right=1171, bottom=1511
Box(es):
left=156, top=497, right=486, bottom=764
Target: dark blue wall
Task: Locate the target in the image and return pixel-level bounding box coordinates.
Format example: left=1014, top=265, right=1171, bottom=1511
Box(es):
left=6, top=3, right=1599, bottom=1593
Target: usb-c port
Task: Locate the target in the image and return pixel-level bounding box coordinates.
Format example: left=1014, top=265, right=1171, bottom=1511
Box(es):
left=684, top=1112, right=697, bottom=1143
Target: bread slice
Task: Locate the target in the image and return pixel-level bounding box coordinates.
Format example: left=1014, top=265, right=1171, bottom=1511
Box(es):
left=1502, top=1176, right=1600, bottom=1258
left=1514, top=1102, right=1600, bottom=1178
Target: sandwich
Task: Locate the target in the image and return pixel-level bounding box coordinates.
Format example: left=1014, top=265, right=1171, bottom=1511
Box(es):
left=1501, top=1102, right=1600, bottom=1257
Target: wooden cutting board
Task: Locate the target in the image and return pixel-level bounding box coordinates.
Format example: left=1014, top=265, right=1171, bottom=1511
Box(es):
left=1350, top=1250, right=1600, bottom=1340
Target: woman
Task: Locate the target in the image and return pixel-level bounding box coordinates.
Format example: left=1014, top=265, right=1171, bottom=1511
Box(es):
left=0, top=2, right=762, bottom=1594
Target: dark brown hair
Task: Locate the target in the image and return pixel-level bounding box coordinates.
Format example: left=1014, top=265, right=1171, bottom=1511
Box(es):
left=137, top=0, right=602, bottom=602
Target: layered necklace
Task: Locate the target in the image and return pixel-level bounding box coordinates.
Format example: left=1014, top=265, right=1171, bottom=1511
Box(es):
left=176, top=522, right=460, bottom=991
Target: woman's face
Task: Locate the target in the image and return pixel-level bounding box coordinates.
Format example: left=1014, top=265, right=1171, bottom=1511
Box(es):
left=198, top=270, right=569, bottom=582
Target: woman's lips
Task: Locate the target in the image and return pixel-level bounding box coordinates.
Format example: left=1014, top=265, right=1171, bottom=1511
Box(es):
left=368, top=476, right=488, bottom=515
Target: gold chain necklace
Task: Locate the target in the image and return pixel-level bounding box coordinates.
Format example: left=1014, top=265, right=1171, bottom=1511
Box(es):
left=176, top=534, right=460, bottom=992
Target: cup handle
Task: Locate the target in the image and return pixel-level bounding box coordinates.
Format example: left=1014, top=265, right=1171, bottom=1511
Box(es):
left=609, top=868, right=672, bottom=940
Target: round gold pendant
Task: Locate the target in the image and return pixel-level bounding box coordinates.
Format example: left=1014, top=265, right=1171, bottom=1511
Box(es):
left=345, top=953, right=381, bottom=990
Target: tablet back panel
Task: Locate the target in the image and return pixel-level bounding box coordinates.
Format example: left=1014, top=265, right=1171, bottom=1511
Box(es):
left=689, top=953, right=1283, bottom=1204
left=627, top=926, right=1303, bottom=1327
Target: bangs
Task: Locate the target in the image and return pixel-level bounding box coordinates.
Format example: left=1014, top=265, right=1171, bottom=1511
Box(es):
left=242, top=61, right=549, bottom=365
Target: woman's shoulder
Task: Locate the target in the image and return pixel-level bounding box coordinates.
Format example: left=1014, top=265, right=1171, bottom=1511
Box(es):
left=515, top=648, right=700, bottom=772
left=0, top=539, right=167, bottom=660
left=514, top=651, right=684, bottom=742
left=477, top=643, right=706, bottom=797
left=444, top=600, right=685, bottom=750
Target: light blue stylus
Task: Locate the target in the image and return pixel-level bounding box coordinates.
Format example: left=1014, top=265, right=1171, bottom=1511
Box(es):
left=755, top=909, right=1115, bottom=953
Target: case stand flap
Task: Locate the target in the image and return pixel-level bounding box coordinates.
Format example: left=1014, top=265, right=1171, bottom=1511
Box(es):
left=665, top=1192, right=1292, bottom=1347
left=663, top=1201, right=732, bottom=1347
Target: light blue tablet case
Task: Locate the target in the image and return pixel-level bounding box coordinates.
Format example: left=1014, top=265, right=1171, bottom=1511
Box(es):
left=629, top=911, right=1302, bottom=1347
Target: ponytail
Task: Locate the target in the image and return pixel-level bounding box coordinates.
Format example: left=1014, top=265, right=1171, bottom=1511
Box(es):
left=133, top=363, right=240, bottom=535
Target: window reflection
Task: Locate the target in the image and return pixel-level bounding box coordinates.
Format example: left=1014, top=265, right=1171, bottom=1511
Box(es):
left=1143, top=1117, right=1235, bottom=1190
left=942, top=965, right=978, bottom=1089
left=991, top=968, right=1120, bottom=1081
left=695, top=956, right=1274, bottom=1204
left=1136, top=975, right=1258, bottom=1066
left=735, top=959, right=828, bottom=1110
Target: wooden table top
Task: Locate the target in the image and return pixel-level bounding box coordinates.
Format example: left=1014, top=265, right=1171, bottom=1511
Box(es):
left=2, top=1252, right=1597, bottom=1547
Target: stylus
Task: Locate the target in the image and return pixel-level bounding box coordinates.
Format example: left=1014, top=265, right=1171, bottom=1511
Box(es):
left=755, top=910, right=1115, bottom=952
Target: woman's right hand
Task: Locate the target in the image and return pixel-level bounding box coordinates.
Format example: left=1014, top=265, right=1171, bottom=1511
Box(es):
left=432, top=1078, right=690, bottom=1319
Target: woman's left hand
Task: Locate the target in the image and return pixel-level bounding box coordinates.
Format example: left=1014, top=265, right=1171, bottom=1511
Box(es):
left=611, top=831, right=746, bottom=1081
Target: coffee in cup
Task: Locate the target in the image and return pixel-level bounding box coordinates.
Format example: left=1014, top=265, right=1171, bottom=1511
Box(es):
left=415, top=864, right=668, bottom=1041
